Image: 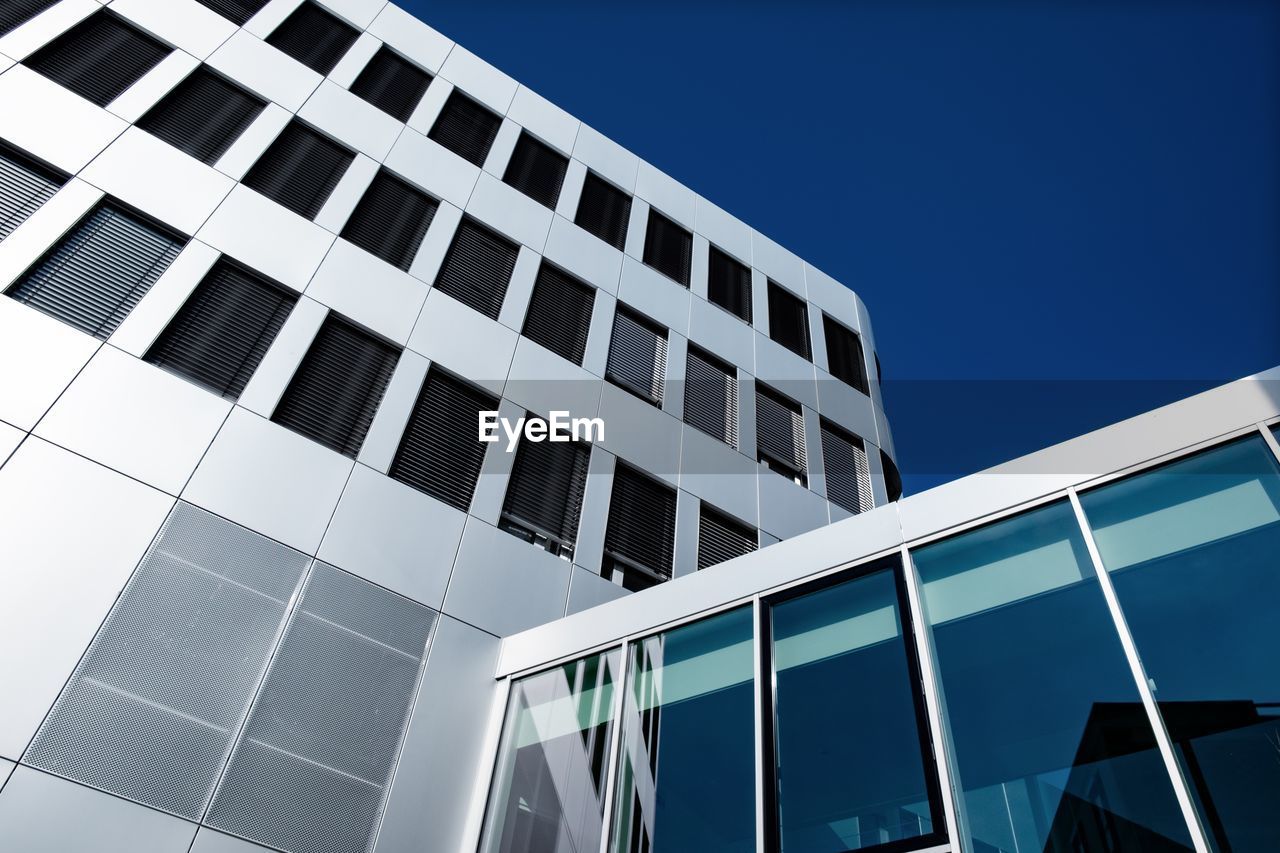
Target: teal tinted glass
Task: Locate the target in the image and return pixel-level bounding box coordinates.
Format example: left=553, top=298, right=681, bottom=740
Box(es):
left=1080, top=435, right=1280, bottom=852
left=914, top=500, right=1194, bottom=852
left=610, top=606, right=755, bottom=853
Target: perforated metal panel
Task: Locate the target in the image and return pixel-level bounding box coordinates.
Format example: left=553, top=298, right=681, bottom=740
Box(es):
left=683, top=344, right=737, bottom=448
left=139, top=67, right=266, bottom=165
left=821, top=419, right=872, bottom=514
left=521, top=261, right=594, bottom=366
left=574, top=172, right=631, bottom=250
left=207, top=563, right=437, bottom=853
left=606, top=306, right=667, bottom=407
left=350, top=46, right=431, bottom=123
left=428, top=91, right=501, bottom=167
left=244, top=121, right=355, bottom=220
left=503, top=132, right=569, bottom=209
left=341, top=169, right=437, bottom=271
left=433, top=217, right=519, bottom=319
left=23, top=503, right=311, bottom=820
left=265, top=2, right=359, bottom=76
left=0, top=144, right=63, bottom=243
left=641, top=209, right=692, bottom=286
left=0, top=0, right=57, bottom=39
left=24, top=11, right=171, bottom=107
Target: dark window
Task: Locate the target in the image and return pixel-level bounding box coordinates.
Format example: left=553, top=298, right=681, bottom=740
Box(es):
left=349, top=46, right=431, bottom=122
left=190, top=0, right=271, bottom=26
left=606, top=306, right=667, bottom=407
left=683, top=344, right=737, bottom=448
left=503, top=132, right=568, bottom=209
left=243, top=121, right=354, bottom=219
left=24, top=11, right=171, bottom=107
left=821, top=419, right=873, bottom=514
left=271, top=315, right=399, bottom=457
left=641, top=209, right=692, bottom=286
left=428, top=90, right=501, bottom=167
left=341, top=169, right=437, bottom=271
left=388, top=370, right=498, bottom=511
left=707, top=246, right=752, bottom=322
left=501, top=423, right=590, bottom=559
left=522, top=262, right=594, bottom=366
left=433, top=218, right=519, bottom=320
left=264, top=1, right=358, bottom=76
left=756, top=384, right=807, bottom=486
left=604, top=463, right=677, bottom=591
left=7, top=203, right=184, bottom=339
left=823, top=315, right=868, bottom=395
left=881, top=449, right=902, bottom=502
left=698, top=504, right=756, bottom=570
left=0, top=144, right=64, bottom=242
left=145, top=259, right=296, bottom=400
left=0, top=0, right=58, bottom=36
left=138, top=67, right=266, bottom=165
left=767, top=281, right=811, bottom=360
left=574, top=172, right=631, bottom=250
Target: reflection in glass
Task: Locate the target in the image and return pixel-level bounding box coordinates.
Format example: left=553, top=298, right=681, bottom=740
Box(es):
left=1081, top=436, right=1280, bottom=852
left=914, top=501, right=1194, bottom=852
left=610, top=607, right=755, bottom=853
left=770, top=562, right=942, bottom=852
left=483, top=650, right=619, bottom=853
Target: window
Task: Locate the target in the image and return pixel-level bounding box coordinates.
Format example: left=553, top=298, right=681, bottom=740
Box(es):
left=433, top=217, right=520, bottom=320
left=641, top=209, right=692, bottom=286
left=683, top=344, right=737, bottom=448
left=503, top=132, right=569, bottom=209
left=349, top=46, right=432, bottom=122
left=823, top=315, right=868, bottom=394
left=697, top=505, right=756, bottom=569
left=707, top=246, right=752, bottom=322
left=428, top=90, right=502, bottom=167
left=191, top=0, right=270, bottom=26
left=501, top=422, right=590, bottom=559
left=388, top=369, right=498, bottom=511
left=6, top=202, right=184, bottom=339
left=767, top=281, right=811, bottom=360
left=340, top=169, right=437, bottom=271
left=756, top=384, right=807, bottom=486
left=138, top=67, right=266, bottom=165
left=603, top=463, right=677, bottom=591
left=1, top=0, right=58, bottom=37
left=243, top=121, right=354, bottom=219
left=0, top=143, right=64, bottom=242
left=606, top=306, right=667, bottom=407
left=145, top=259, right=296, bottom=400
left=575, top=172, right=631, bottom=250
left=881, top=449, right=902, bottom=502
left=264, top=1, right=358, bottom=76
left=522, top=262, right=595, bottom=366
left=24, top=11, right=171, bottom=107
left=271, top=315, right=399, bottom=457
left=821, top=420, right=873, bottom=515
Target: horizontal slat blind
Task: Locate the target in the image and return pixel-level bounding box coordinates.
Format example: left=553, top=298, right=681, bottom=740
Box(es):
left=707, top=246, right=752, bottom=322
left=0, top=0, right=57, bottom=36
left=341, top=169, right=437, bottom=271
left=698, top=505, right=757, bottom=570
left=821, top=420, right=872, bottom=515
left=642, top=209, right=692, bottom=286
left=349, top=46, right=432, bottom=122
left=503, top=133, right=569, bottom=209
left=191, top=0, right=271, bottom=26
left=502, top=428, right=590, bottom=548
left=139, top=67, right=266, bottom=165
left=145, top=260, right=296, bottom=400
left=606, top=307, right=667, bottom=407
left=683, top=345, right=737, bottom=448
left=7, top=203, right=184, bottom=339
left=271, top=316, right=399, bottom=458
left=388, top=370, right=498, bottom=511
left=264, top=1, right=359, bottom=75
left=24, top=11, right=172, bottom=107
left=767, top=281, right=811, bottom=360
left=605, top=464, right=677, bottom=582
left=574, top=172, right=631, bottom=250
left=0, top=145, right=63, bottom=242
left=756, top=385, right=807, bottom=475
left=428, top=91, right=501, bottom=167
left=244, top=121, right=354, bottom=220
left=433, top=218, right=519, bottom=319
left=522, top=262, right=594, bottom=366
left=823, top=314, right=868, bottom=394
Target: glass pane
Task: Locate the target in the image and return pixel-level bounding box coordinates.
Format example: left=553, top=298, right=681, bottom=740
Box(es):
left=914, top=501, right=1194, bottom=853
left=1081, top=436, right=1280, bottom=852
left=484, top=650, right=620, bottom=853
left=611, top=607, right=755, bottom=853
left=771, top=563, right=941, bottom=852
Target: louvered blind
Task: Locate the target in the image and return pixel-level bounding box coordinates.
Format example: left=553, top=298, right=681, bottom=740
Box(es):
left=574, top=172, right=631, bottom=250
left=388, top=370, right=497, bottom=511
left=7, top=203, right=184, bottom=339
left=1, top=0, right=57, bottom=36
left=698, top=505, right=756, bottom=570
left=767, top=281, right=811, bottom=360
left=349, top=46, right=431, bottom=122
left=191, top=0, right=271, bottom=26
left=24, top=11, right=172, bottom=107
left=433, top=218, right=518, bottom=319
left=821, top=420, right=873, bottom=515
left=502, top=427, right=590, bottom=553
left=604, top=464, right=677, bottom=584
left=0, top=144, right=63, bottom=242
left=756, top=384, right=807, bottom=481
left=606, top=307, right=667, bottom=407
left=683, top=345, right=737, bottom=448
left=264, top=1, right=358, bottom=76
left=823, top=315, right=868, bottom=395
left=244, top=121, right=354, bottom=219
left=642, top=209, right=692, bottom=286
left=341, top=169, right=437, bottom=271
left=145, top=260, right=296, bottom=400
left=503, top=132, right=569, bottom=209
left=139, top=67, right=266, bottom=165
left=428, top=91, right=501, bottom=167
left=522, top=262, right=594, bottom=366
left=271, top=316, right=399, bottom=458
left=707, top=246, right=752, bottom=322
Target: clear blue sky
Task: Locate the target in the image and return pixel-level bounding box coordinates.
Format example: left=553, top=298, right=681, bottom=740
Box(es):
left=402, top=0, right=1280, bottom=495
